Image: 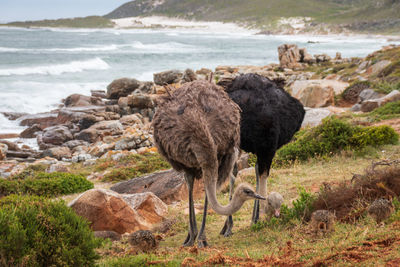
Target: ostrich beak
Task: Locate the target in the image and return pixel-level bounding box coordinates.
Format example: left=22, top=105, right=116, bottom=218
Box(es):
left=253, top=193, right=266, bottom=200
left=274, top=209, right=281, bottom=218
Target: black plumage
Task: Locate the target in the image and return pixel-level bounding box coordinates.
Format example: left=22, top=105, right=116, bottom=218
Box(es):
left=220, top=73, right=305, bottom=235
left=227, top=73, right=305, bottom=176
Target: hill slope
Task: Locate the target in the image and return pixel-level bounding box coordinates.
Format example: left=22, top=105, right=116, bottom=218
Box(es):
left=105, top=0, right=400, bottom=34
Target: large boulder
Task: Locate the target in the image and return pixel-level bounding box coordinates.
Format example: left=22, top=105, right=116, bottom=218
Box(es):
left=0, top=143, right=8, bottom=161
left=20, top=124, right=42, bottom=138
left=64, top=94, right=103, bottom=107
left=278, top=44, right=301, bottom=69
left=76, top=120, right=124, bottom=143
left=107, top=78, right=141, bottom=99
left=19, top=112, right=58, bottom=128
left=153, top=70, right=183, bottom=85
left=42, top=146, right=72, bottom=160
left=128, top=94, right=155, bottom=109
left=361, top=90, right=400, bottom=112
left=69, top=189, right=167, bottom=234
left=366, top=60, right=391, bottom=76
left=291, top=80, right=349, bottom=108
left=119, top=114, right=143, bottom=126
left=111, top=169, right=204, bottom=204
left=38, top=125, right=73, bottom=148
left=359, top=89, right=383, bottom=103
left=302, top=108, right=333, bottom=127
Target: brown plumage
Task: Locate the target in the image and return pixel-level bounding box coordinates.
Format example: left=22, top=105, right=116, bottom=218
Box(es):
left=127, top=230, right=157, bottom=253
left=152, top=80, right=264, bottom=247
left=368, top=198, right=394, bottom=223
left=310, top=210, right=336, bottom=234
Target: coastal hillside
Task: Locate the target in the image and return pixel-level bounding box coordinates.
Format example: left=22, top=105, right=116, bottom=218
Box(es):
left=105, top=0, right=400, bottom=34
left=2, top=16, right=114, bottom=28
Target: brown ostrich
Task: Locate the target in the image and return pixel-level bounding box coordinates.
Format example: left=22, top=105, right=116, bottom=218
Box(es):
left=152, top=80, right=264, bottom=247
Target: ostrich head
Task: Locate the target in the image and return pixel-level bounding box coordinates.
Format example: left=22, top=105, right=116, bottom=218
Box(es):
left=234, top=183, right=266, bottom=201
left=267, top=192, right=284, bottom=217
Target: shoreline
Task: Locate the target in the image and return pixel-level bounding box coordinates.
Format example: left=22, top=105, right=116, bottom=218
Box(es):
left=1, top=16, right=400, bottom=39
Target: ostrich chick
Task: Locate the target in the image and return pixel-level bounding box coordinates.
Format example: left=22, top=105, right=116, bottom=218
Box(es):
left=368, top=198, right=394, bottom=224
left=265, top=192, right=284, bottom=219
left=128, top=230, right=157, bottom=253
left=310, top=210, right=336, bottom=234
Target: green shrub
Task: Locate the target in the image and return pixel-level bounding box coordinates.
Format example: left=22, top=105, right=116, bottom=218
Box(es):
left=0, top=172, right=93, bottom=197
left=251, top=187, right=316, bottom=231
left=102, top=153, right=171, bottom=182
left=274, top=117, right=398, bottom=165
left=281, top=187, right=316, bottom=222
left=0, top=195, right=101, bottom=266
left=368, top=101, right=400, bottom=121
left=373, top=81, right=400, bottom=94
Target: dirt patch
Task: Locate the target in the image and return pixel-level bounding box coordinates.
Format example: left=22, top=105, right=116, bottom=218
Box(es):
left=313, top=236, right=400, bottom=266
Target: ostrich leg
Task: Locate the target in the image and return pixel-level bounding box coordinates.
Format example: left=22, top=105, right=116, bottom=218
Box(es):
left=197, top=195, right=209, bottom=247
left=220, top=173, right=235, bottom=237
left=183, top=173, right=198, bottom=247
left=251, top=162, right=261, bottom=224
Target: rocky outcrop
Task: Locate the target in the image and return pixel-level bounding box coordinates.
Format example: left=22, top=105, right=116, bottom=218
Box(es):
left=64, top=94, right=103, bottom=107
left=42, top=146, right=72, bottom=160
left=107, top=78, right=141, bottom=99
left=153, top=70, right=183, bottom=85
left=76, top=120, right=124, bottom=143
left=69, top=189, right=167, bottom=234
left=19, top=112, right=58, bottom=128
left=111, top=169, right=204, bottom=204
left=37, top=125, right=73, bottom=149
left=361, top=90, right=400, bottom=112
left=0, top=144, right=8, bottom=161
left=291, top=80, right=349, bottom=108
left=366, top=60, right=391, bottom=76
left=20, top=124, right=42, bottom=138
left=278, top=44, right=301, bottom=69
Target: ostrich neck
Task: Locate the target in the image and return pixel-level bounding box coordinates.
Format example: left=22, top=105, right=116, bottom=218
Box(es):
left=203, top=169, right=244, bottom=216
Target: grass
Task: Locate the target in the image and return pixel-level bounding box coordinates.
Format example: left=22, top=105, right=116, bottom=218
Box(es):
left=68, top=152, right=171, bottom=183
left=97, top=143, right=400, bottom=266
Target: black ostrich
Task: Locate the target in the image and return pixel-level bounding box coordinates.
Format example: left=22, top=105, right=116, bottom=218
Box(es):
left=220, top=73, right=305, bottom=236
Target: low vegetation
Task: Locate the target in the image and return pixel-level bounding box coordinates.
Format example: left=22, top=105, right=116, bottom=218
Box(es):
left=0, top=171, right=93, bottom=197
left=0, top=195, right=101, bottom=266
left=3, top=16, right=114, bottom=28
left=368, top=101, right=400, bottom=121
left=273, top=117, right=398, bottom=166
left=97, top=153, right=171, bottom=182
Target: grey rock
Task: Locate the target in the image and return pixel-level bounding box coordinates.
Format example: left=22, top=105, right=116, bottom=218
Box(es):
left=153, top=70, right=183, bottom=85
left=107, top=78, right=141, bottom=99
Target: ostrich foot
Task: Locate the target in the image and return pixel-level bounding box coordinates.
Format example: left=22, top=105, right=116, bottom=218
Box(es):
left=183, top=232, right=197, bottom=247
left=197, top=239, right=208, bottom=248
left=220, top=217, right=233, bottom=237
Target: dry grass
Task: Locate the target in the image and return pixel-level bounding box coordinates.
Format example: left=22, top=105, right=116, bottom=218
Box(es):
left=96, top=143, right=400, bottom=266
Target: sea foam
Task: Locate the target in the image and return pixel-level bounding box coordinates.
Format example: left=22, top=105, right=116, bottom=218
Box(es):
left=0, top=57, right=110, bottom=76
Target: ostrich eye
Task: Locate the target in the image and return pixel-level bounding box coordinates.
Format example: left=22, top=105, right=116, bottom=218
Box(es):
left=243, top=189, right=252, bottom=194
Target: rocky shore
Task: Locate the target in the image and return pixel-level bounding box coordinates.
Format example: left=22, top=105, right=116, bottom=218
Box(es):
left=1, top=43, right=400, bottom=252
left=1, top=44, right=400, bottom=178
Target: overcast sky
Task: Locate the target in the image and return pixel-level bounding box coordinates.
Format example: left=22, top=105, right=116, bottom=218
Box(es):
left=0, top=0, right=129, bottom=22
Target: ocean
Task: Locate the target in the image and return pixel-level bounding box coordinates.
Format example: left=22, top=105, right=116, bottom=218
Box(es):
left=0, top=26, right=398, bottom=136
